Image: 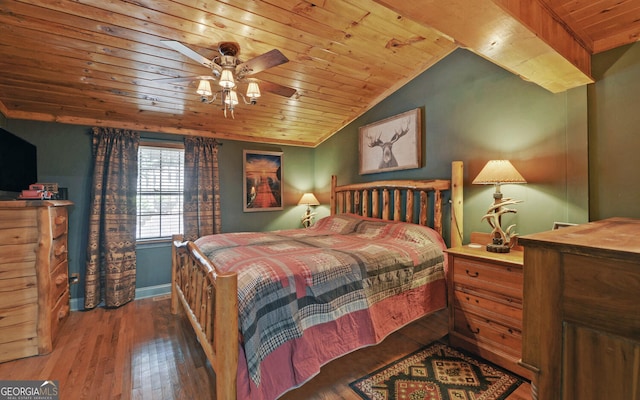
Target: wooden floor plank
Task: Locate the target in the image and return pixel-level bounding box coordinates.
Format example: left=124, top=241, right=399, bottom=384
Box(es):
left=0, top=297, right=531, bottom=399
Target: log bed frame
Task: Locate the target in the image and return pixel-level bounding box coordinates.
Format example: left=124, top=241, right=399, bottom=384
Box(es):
left=171, top=161, right=463, bottom=400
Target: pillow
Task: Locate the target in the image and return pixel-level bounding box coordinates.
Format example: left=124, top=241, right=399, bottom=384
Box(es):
left=312, top=214, right=364, bottom=234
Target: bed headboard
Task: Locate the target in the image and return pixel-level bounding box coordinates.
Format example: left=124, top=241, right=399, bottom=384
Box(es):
left=330, top=161, right=463, bottom=248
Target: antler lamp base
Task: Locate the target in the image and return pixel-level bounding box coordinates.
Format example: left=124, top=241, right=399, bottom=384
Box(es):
left=481, top=192, right=522, bottom=253
left=472, top=160, right=527, bottom=254
left=486, top=237, right=511, bottom=253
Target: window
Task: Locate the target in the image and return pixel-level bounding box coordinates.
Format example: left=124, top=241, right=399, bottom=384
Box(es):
left=137, top=143, right=184, bottom=240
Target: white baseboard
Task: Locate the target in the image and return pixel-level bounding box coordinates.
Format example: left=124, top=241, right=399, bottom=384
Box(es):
left=70, top=283, right=172, bottom=311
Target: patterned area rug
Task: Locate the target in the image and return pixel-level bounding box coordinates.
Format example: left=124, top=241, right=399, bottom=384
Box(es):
left=349, top=342, right=523, bottom=400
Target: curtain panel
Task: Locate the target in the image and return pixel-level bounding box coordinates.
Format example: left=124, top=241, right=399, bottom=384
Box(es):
left=84, top=127, right=139, bottom=309
left=183, top=136, right=222, bottom=241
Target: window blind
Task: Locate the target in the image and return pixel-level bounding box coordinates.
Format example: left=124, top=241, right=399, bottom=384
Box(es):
left=137, top=144, right=184, bottom=240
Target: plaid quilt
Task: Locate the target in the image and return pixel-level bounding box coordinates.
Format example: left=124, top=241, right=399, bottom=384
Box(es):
left=195, top=214, right=446, bottom=389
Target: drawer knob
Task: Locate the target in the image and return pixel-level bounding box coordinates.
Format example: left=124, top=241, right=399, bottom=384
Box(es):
left=465, top=269, right=479, bottom=278
left=467, top=324, right=480, bottom=334
left=55, top=274, right=68, bottom=286
left=54, top=245, right=67, bottom=257
left=58, top=306, right=70, bottom=320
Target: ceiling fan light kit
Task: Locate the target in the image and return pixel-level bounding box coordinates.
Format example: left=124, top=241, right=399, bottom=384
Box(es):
left=159, top=40, right=295, bottom=119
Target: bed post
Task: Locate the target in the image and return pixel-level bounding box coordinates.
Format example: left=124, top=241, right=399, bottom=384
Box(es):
left=170, top=234, right=183, bottom=315
left=215, top=272, right=239, bottom=400
left=330, top=175, right=337, bottom=215
left=450, top=161, right=464, bottom=248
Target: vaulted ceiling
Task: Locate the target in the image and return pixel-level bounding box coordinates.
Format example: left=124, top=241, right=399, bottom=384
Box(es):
left=1, top=0, right=639, bottom=147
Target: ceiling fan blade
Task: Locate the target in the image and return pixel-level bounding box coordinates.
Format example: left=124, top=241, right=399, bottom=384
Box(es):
left=154, top=75, right=214, bottom=83
left=259, top=81, right=297, bottom=98
left=236, top=49, right=289, bottom=76
left=161, top=40, right=216, bottom=70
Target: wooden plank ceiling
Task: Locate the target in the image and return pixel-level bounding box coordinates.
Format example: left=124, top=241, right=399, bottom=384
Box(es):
left=0, top=0, right=639, bottom=147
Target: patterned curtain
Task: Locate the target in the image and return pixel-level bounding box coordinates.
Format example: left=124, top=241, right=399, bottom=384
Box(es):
left=183, top=136, right=222, bottom=241
left=84, top=127, right=139, bottom=309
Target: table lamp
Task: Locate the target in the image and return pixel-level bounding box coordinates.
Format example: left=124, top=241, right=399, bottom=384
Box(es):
left=472, top=160, right=526, bottom=253
left=298, top=192, right=320, bottom=228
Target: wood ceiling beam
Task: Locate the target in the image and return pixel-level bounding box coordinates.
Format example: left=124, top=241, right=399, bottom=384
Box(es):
left=375, top=0, right=594, bottom=93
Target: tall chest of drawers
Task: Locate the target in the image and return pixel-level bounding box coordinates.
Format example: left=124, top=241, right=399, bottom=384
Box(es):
left=0, top=200, right=73, bottom=363
left=519, top=218, right=640, bottom=400
left=445, top=244, right=532, bottom=379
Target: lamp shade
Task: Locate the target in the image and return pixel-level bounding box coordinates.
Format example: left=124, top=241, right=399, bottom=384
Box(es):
left=246, top=81, right=261, bottom=98
left=224, top=89, right=239, bottom=106
left=196, top=79, right=213, bottom=96
left=472, top=160, right=526, bottom=185
left=298, top=192, right=320, bottom=206
left=219, top=68, right=235, bottom=88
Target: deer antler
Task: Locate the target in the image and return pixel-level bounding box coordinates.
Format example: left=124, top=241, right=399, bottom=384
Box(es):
left=367, top=132, right=384, bottom=148
left=389, top=124, right=409, bottom=144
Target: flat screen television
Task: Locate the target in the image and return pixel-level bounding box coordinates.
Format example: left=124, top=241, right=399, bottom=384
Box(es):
left=0, top=128, right=38, bottom=196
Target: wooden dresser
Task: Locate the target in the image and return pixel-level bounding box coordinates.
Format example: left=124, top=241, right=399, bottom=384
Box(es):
left=519, top=218, right=640, bottom=400
left=0, top=200, right=73, bottom=363
left=446, top=239, right=532, bottom=379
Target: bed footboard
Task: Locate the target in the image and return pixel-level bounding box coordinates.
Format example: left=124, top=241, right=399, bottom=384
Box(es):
left=171, top=235, right=238, bottom=400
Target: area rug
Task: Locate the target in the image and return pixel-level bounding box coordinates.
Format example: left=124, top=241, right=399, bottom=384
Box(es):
left=349, top=342, right=523, bottom=400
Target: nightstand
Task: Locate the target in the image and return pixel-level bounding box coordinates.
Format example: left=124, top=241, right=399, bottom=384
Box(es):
left=445, top=240, right=532, bottom=380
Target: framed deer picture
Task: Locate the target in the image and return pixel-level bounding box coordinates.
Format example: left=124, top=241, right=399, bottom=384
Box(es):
left=358, top=108, right=422, bottom=175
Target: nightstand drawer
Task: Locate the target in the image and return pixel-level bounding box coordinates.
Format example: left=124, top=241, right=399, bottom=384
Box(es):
left=446, top=244, right=527, bottom=378
left=452, top=257, right=522, bottom=299
left=452, top=286, right=522, bottom=328
left=453, top=310, right=522, bottom=357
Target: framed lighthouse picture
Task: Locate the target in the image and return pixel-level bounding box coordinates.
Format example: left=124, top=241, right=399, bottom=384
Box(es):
left=358, top=108, right=422, bottom=175
left=243, top=149, right=283, bottom=212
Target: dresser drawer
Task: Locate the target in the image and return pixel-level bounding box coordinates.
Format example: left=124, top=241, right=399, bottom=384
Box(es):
left=452, top=257, right=522, bottom=299
left=452, top=286, right=522, bottom=328
left=50, top=261, right=69, bottom=307
left=50, top=235, right=68, bottom=271
left=453, top=309, right=522, bottom=357
left=0, top=201, right=73, bottom=361
left=0, top=334, right=38, bottom=363
left=50, top=288, right=70, bottom=341
left=50, top=207, right=68, bottom=239
left=0, top=208, right=37, bottom=230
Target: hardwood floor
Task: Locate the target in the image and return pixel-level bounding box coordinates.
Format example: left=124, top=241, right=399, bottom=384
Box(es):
left=0, top=296, right=531, bottom=399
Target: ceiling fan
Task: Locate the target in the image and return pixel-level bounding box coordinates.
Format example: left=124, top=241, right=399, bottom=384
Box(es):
left=158, top=40, right=296, bottom=118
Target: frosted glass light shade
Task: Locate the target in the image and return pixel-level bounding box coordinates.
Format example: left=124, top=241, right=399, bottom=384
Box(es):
left=224, top=89, right=239, bottom=106
left=196, top=80, right=212, bottom=96
left=219, top=69, right=235, bottom=88
left=246, top=81, right=261, bottom=98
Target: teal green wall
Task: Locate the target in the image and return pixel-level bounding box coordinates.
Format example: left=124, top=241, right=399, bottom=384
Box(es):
left=589, top=42, right=640, bottom=219
left=5, top=42, right=640, bottom=304
left=0, top=120, right=313, bottom=306
left=314, top=49, right=590, bottom=244
left=215, top=140, right=315, bottom=233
